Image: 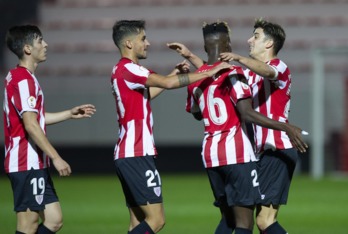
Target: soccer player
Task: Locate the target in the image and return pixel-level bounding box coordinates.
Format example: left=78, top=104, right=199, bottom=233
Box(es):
left=169, top=18, right=307, bottom=234
left=3, top=25, right=96, bottom=234
left=220, top=18, right=302, bottom=234
left=111, top=20, right=232, bottom=234
left=180, top=21, right=306, bottom=234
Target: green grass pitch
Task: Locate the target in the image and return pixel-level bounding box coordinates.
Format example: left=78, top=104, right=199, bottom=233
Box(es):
left=1, top=174, right=348, bottom=233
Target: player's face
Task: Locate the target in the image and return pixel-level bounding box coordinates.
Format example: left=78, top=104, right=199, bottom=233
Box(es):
left=247, top=27, right=269, bottom=60
left=29, top=36, right=48, bottom=63
left=132, top=29, right=150, bottom=60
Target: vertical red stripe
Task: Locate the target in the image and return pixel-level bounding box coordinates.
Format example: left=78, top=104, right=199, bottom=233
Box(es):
left=204, top=135, right=213, bottom=168
left=235, top=128, right=245, bottom=164
left=133, top=120, right=143, bottom=155
left=118, top=127, right=127, bottom=159
left=217, top=132, right=227, bottom=165
left=258, top=82, right=269, bottom=149
left=273, top=129, right=285, bottom=149
left=18, top=139, right=28, bottom=171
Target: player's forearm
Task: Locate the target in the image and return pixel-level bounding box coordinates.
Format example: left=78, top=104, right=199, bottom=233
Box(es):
left=150, top=87, right=165, bottom=100
left=24, top=121, right=60, bottom=160
left=45, top=110, right=72, bottom=125
left=186, top=53, right=204, bottom=69
left=238, top=56, right=276, bottom=79
left=242, top=109, right=286, bottom=132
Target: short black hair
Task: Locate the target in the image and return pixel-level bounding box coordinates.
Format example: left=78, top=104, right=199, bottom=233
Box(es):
left=254, top=18, right=286, bottom=55
left=112, top=20, right=146, bottom=49
left=202, top=21, right=230, bottom=38
left=6, top=25, right=42, bottom=59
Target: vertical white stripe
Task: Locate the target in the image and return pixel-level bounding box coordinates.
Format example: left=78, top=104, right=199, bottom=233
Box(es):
left=142, top=89, right=151, bottom=155
left=225, top=127, right=236, bottom=165
left=9, top=137, right=20, bottom=172
left=210, top=132, right=221, bottom=167
left=242, top=129, right=256, bottom=162
left=202, top=135, right=208, bottom=168
left=125, top=120, right=135, bottom=157
left=264, top=80, right=271, bottom=116
left=18, top=80, right=30, bottom=110
left=27, top=142, right=39, bottom=170
left=113, top=80, right=125, bottom=118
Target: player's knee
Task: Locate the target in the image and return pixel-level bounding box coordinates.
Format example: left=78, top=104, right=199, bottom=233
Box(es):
left=155, top=215, right=166, bottom=232
left=44, top=218, right=63, bottom=232
left=256, top=216, right=274, bottom=231
left=148, top=215, right=165, bottom=232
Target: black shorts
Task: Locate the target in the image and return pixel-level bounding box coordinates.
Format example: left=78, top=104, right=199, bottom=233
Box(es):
left=206, top=162, right=261, bottom=207
left=7, top=168, right=59, bottom=212
left=256, top=148, right=298, bottom=205
left=115, top=156, right=163, bottom=207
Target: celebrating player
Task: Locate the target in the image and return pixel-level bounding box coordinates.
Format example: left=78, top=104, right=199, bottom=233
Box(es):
left=111, top=20, right=232, bottom=234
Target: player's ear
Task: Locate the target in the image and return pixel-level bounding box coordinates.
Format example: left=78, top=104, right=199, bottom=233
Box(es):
left=23, top=44, right=31, bottom=55
left=265, top=38, right=274, bottom=49
left=124, top=39, right=133, bottom=49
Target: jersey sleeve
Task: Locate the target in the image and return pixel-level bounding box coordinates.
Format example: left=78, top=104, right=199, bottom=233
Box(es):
left=12, top=78, right=39, bottom=116
left=228, top=69, right=252, bottom=105
left=123, top=63, right=150, bottom=89
left=267, top=59, right=290, bottom=89
left=186, top=85, right=195, bottom=113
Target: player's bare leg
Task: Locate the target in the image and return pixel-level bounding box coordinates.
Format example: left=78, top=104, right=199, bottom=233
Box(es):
left=256, top=204, right=287, bottom=234
left=129, top=203, right=165, bottom=234
left=233, top=206, right=254, bottom=234
left=38, top=201, right=63, bottom=233
left=16, top=209, right=40, bottom=234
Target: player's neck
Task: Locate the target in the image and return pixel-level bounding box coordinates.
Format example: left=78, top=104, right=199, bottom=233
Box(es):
left=123, top=54, right=138, bottom=64
left=207, top=53, right=220, bottom=65
left=18, top=59, right=38, bottom=74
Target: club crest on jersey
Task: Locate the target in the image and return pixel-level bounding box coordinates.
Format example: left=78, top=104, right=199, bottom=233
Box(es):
left=27, top=96, right=37, bottom=108
left=35, top=194, right=44, bottom=205
left=153, top=186, right=161, bottom=197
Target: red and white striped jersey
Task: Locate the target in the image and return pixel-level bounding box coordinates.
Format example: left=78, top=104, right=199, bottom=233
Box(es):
left=111, top=58, right=157, bottom=160
left=245, top=58, right=293, bottom=154
left=186, top=62, right=256, bottom=168
left=3, top=66, right=48, bottom=173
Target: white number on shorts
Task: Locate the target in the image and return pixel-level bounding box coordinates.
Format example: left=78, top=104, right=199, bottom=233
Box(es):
left=30, top=177, right=45, bottom=195
left=145, top=170, right=161, bottom=187
left=251, top=169, right=259, bottom=187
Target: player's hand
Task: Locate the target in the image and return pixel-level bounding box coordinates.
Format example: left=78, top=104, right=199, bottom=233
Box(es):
left=284, top=124, right=308, bottom=153
left=206, top=62, right=232, bottom=77
left=175, top=60, right=190, bottom=73
left=219, top=52, right=241, bottom=62
left=167, top=42, right=192, bottom=58
left=70, top=104, right=96, bottom=119
left=52, top=157, right=72, bottom=176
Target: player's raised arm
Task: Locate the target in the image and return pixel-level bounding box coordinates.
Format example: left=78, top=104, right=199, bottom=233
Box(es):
left=146, top=62, right=231, bottom=89
left=167, top=42, right=205, bottom=69
left=220, top=52, right=277, bottom=79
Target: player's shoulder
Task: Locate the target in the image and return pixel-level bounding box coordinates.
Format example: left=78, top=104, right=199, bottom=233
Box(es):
left=268, top=58, right=288, bottom=70
left=227, top=65, right=246, bottom=77
left=8, top=66, right=33, bottom=83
